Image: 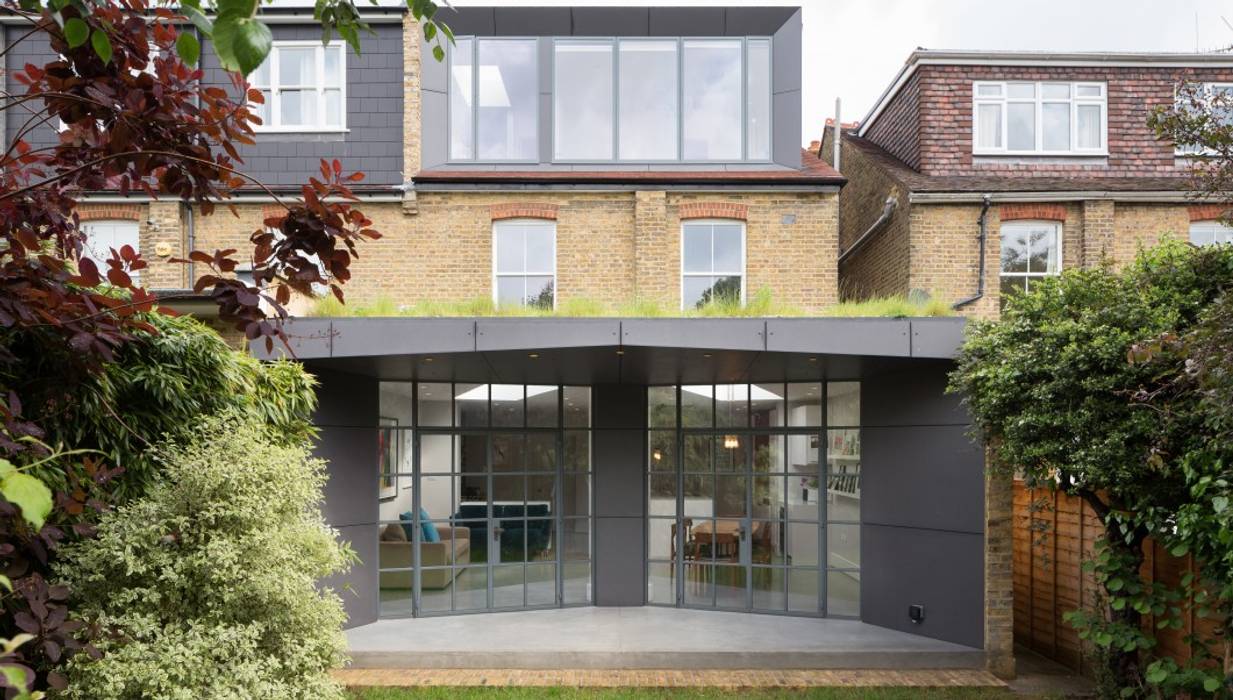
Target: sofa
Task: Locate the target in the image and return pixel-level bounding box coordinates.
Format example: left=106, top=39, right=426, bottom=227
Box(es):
left=378, top=522, right=471, bottom=590
left=453, top=503, right=552, bottom=561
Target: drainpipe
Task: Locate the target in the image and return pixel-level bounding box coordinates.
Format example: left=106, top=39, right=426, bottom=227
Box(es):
left=952, top=194, right=992, bottom=310
left=832, top=97, right=842, bottom=171
left=838, top=196, right=897, bottom=265
left=183, top=202, right=195, bottom=288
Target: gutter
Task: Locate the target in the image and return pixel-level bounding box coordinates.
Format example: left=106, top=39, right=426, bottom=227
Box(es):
left=952, top=195, right=992, bottom=310
left=909, top=190, right=1196, bottom=204
left=838, top=196, right=897, bottom=265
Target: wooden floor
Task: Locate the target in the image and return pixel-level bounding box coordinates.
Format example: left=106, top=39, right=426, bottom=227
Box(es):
left=335, top=668, right=1006, bottom=688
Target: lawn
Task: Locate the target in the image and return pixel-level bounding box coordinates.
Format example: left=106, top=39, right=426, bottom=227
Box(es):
left=347, top=688, right=1025, bottom=700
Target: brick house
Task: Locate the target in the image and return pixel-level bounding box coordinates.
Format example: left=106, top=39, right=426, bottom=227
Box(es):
left=825, top=49, right=1233, bottom=318
left=5, top=7, right=1008, bottom=676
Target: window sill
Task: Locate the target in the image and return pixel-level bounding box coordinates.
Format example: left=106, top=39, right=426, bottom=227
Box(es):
left=972, top=150, right=1108, bottom=158
left=254, top=128, right=350, bottom=135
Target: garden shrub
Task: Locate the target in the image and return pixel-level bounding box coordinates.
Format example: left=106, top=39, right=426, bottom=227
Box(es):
left=54, top=412, right=352, bottom=700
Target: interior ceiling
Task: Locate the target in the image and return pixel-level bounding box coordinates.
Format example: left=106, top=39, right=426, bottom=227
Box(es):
left=301, top=346, right=948, bottom=385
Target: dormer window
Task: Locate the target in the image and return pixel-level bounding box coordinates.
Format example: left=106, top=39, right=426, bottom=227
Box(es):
left=973, top=81, right=1106, bottom=156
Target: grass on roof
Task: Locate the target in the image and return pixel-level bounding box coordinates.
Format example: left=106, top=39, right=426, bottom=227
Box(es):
left=307, top=287, right=954, bottom=319
left=346, top=687, right=1022, bottom=700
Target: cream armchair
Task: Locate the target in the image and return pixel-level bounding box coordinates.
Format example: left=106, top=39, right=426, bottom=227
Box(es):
left=379, top=523, right=471, bottom=590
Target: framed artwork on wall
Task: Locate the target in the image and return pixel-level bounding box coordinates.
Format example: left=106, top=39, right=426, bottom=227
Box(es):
left=378, top=416, right=398, bottom=500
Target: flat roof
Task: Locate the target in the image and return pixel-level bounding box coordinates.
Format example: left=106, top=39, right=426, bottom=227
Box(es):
left=252, top=316, right=965, bottom=384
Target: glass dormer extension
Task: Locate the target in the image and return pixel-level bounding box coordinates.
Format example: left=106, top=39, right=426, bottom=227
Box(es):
left=447, top=37, right=772, bottom=164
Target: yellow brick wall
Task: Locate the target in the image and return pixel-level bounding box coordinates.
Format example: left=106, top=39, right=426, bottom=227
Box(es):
left=117, top=188, right=839, bottom=313
left=826, top=140, right=911, bottom=301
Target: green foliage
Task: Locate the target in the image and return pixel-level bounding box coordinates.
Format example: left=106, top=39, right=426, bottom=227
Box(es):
left=307, top=290, right=954, bottom=319
left=55, top=413, right=353, bottom=700
left=0, top=460, right=51, bottom=531
left=950, top=240, right=1233, bottom=696
left=25, top=313, right=317, bottom=498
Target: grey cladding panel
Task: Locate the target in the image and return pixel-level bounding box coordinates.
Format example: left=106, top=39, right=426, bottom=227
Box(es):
left=594, top=517, right=646, bottom=606
left=773, top=89, right=802, bottom=169
left=328, top=523, right=379, bottom=628
left=331, top=318, right=475, bottom=357
left=572, top=8, right=651, bottom=35
left=862, top=363, right=970, bottom=428
left=313, top=368, right=378, bottom=428
left=593, top=384, right=647, bottom=430
left=770, top=10, right=802, bottom=89
left=622, top=319, right=765, bottom=352
left=862, top=524, right=984, bottom=648
left=439, top=8, right=495, bottom=35
left=593, top=430, right=645, bottom=518
left=476, top=319, right=620, bottom=351
left=421, top=90, right=448, bottom=169
left=726, top=7, right=800, bottom=35
left=493, top=7, right=572, bottom=35
left=911, top=319, right=968, bottom=358
left=648, top=7, right=725, bottom=35
left=251, top=320, right=333, bottom=360
left=316, top=426, right=380, bottom=527
left=766, top=319, right=910, bottom=357
left=861, top=425, right=985, bottom=534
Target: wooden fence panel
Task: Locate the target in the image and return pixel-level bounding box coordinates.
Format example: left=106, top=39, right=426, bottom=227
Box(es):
left=1012, top=480, right=1217, bottom=676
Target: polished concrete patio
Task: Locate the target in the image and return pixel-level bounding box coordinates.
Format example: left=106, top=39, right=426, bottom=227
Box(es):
left=346, top=607, right=987, bottom=670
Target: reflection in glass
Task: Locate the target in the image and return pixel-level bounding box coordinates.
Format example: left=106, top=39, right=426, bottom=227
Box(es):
left=456, top=384, right=488, bottom=427
left=417, top=383, right=452, bottom=427
left=787, top=383, right=822, bottom=426
left=746, top=39, right=771, bottom=160
left=751, top=383, right=784, bottom=427
left=555, top=41, right=614, bottom=160
left=619, top=40, right=678, bottom=160
left=827, top=382, right=860, bottom=427
left=564, top=431, right=591, bottom=472
left=648, top=386, right=677, bottom=428
left=476, top=39, right=538, bottom=160
left=648, top=561, right=675, bottom=605
left=683, top=40, right=742, bottom=160
left=827, top=570, right=860, bottom=617
left=564, top=561, right=591, bottom=604
left=715, top=384, right=749, bottom=427
left=752, top=567, right=786, bottom=612
left=527, top=386, right=559, bottom=427
left=448, top=38, right=474, bottom=159
left=827, top=525, right=860, bottom=569
left=788, top=569, right=819, bottom=613
left=681, top=385, right=712, bottom=428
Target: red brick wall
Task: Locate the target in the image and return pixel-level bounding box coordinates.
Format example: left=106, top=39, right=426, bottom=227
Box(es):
left=864, top=64, right=1233, bottom=178
left=863, top=70, right=921, bottom=171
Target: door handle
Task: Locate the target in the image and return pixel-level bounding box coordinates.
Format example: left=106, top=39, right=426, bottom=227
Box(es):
left=737, top=524, right=747, bottom=540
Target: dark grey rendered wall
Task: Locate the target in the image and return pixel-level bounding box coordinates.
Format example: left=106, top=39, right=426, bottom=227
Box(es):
left=312, top=369, right=381, bottom=629
left=591, top=384, right=648, bottom=606
left=420, top=6, right=802, bottom=170
left=2, top=21, right=405, bottom=189
left=860, top=360, right=985, bottom=649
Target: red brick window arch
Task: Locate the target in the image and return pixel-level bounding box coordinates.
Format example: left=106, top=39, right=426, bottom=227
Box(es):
left=1188, top=205, right=1233, bottom=246
left=490, top=203, right=559, bottom=222
left=999, top=204, right=1066, bottom=223
left=77, top=204, right=142, bottom=223
left=678, top=202, right=748, bottom=221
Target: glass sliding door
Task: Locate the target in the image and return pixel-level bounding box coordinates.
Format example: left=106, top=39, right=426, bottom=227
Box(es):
left=646, top=382, right=860, bottom=617
left=376, top=382, right=593, bottom=618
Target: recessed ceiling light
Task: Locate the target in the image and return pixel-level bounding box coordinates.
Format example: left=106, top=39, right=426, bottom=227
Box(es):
left=808, top=357, right=818, bottom=363
left=703, top=353, right=712, bottom=358
left=528, top=353, right=540, bottom=359
left=423, top=357, right=434, bottom=363
left=616, top=349, right=625, bottom=355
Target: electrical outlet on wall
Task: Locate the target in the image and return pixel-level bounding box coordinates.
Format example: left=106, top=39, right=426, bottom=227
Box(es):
left=909, top=604, right=926, bottom=624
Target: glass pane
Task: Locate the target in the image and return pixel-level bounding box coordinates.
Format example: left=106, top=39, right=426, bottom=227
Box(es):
left=715, top=435, right=748, bottom=472
left=827, top=435, right=861, bottom=522
left=279, top=89, right=316, bottom=127
left=554, top=41, right=614, bottom=160
left=648, top=386, right=676, bottom=428
left=278, top=47, right=315, bottom=84
left=649, top=473, right=676, bottom=510
left=527, top=519, right=555, bottom=562
left=525, top=224, right=555, bottom=273
left=1191, top=225, right=1216, bottom=246
left=619, top=40, right=678, bottom=160
left=1029, top=226, right=1059, bottom=274
left=420, top=433, right=452, bottom=473
left=827, top=381, right=860, bottom=427
left=323, top=46, right=342, bottom=85
left=753, top=434, right=783, bottom=474
left=496, top=277, right=526, bottom=308
left=787, top=383, right=822, bottom=427
left=681, top=385, right=713, bottom=428
left=683, top=40, right=742, bottom=160
left=648, top=517, right=676, bottom=560
left=788, top=569, right=819, bottom=613
left=527, top=473, right=555, bottom=503
left=493, top=565, right=524, bottom=606
left=752, top=520, right=783, bottom=565
left=752, top=477, right=784, bottom=521
left=683, top=476, right=713, bottom=518
left=419, top=584, right=450, bottom=614
left=752, top=567, right=786, bottom=612
left=682, top=434, right=712, bottom=471
left=682, top=276, right=715, bottom=310
left=565, top=561, right=591, bottom=604
left=684, top=564, right=715, bottom=605
left=477, top=39, right=538, bottom=160
left=649, top=430, right=677, bottom=472
left=751, top=383, right=784, bottom=428
left=1076, top=84, right=1103, bottom=98
left=827, top=570, right=860, bottom=617
left=379, top=381, right=413, bottom=426
left=1077, top=104, right=1102, bottom=149
left=378, top=585, right=413, bottom=617
left=562, top=518, right=591, bottom=561
left=455, top=566, right=488, bottom=610
left=492, top=387, right=524, bottom=429
left=746, top=39, right=771, bottom=160
left=1007, top=83, right=1035, bottom=99
left=715, top=477, right=746, bottom=519
left=324, top=89, right=342, bottom=127
left=787, top=521, right=819, bottom=567
left=1042, top=102, right=1070, bottom=151
left=526, top=277, right=554, bottom=309
left=449, top=38, right=474, bottom=159
left=715, top=384, right=748, bottom=427
left=564, top=430, right=591, bottom=471
left=827, top=525, right=860, bottom=569
left=1000, top=275, right=1026, bottom=302
left=564, top=387, right=591, bottom=428
left=712, top=224, right=743, bottom=273
left=789, top=476, right=821, bottom=521
left=714, top=565, right=746, bottom=609
left=251, top=58, right=271, bottom=87
left=787, top=434, right=819, bottom=480
left=492, top=474, right=523, bottom=504
left=976, top=104, right=1002, bottom=149
left=527, top=563, right=555, bottom=606
left=682, top=224, right=712, bottom=273
left=494, top=224, right=525, bottom=274
left=418, top=475, right=451, bottom=522
left=975, top=83, right=1002, bottom=97
left=526, top=386, right=558, bottom=428
left=1041, top=83, right=1070, bottom=99
left=1008, top=102, right=1035, bottom=151
left=458, top=433, right=488, bottom=474
left=1000, top=226, right=1031, bottom=274
left=564, top=474, right=589, bottom=518
left=648, top=561, right=675, bottom=605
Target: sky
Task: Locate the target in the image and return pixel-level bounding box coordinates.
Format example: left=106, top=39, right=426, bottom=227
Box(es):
left=446, top=0, right=1233, bottom=143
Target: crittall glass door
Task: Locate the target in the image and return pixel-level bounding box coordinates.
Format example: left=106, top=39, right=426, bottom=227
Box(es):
left=376, top=382, right=593, bottom=617
left=647, top=382, right=861, bottom=617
